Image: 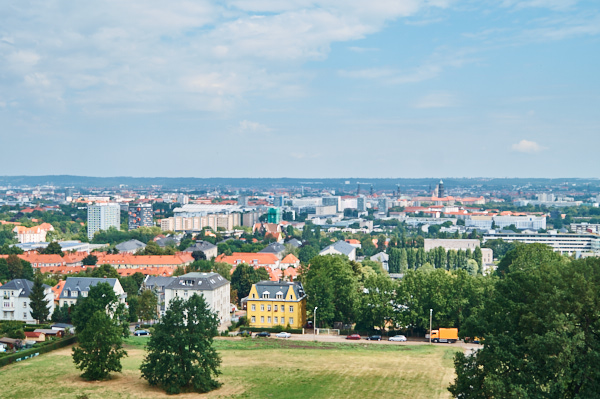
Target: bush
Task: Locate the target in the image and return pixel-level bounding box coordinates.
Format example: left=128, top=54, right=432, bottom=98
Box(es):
left=235, top=316, right=247, bottom=328
left=244, top=327, right=303, bottom=334
left=0, top=336, right=78, bottom=368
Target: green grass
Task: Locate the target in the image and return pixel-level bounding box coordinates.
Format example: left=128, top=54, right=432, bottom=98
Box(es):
left=0, top=337, right=459, bottom=398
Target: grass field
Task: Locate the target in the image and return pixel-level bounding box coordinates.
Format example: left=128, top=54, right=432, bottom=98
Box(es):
left=0, top=337, right=459, bottom=398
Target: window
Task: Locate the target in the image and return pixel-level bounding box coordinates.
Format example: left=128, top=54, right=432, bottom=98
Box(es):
left=251, top=304, right=256, bottom=311
left=289, top=317, right=294, bottom=325
left=251, top=316, right=256, bottom=323
left=23, top=312, right=27, bottom=319
left=274, top=317, right=278, bottom=323
left=276, top=292, right=283, bottom=299
left=289, top=306, right=294, bottom=312
left=267, top=305, right=271, bottom=311
left=262, top=292, right=269, bottom=299
left=23, top=302, right=27, bottom=308
left=252, top=294, right=256, bottom=298
left=261, top=316, right=264, bottom=323
left=274, top=305, right=278, bottom=311
left=267, top=317, right=271, bottom=323
left=280, top=306, right=284, bottom=313
left=281, top=317, right=285, bottom=324
left=260, top=305, right=265, bottom=311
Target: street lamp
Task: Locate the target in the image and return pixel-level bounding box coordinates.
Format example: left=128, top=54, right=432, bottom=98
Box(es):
left=314, top=307, right=318, bottom=340
left=429, top=309, right=433, bottom=344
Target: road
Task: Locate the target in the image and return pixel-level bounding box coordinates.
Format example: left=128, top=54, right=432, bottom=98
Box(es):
left=235, top=332, right=482, bottom=353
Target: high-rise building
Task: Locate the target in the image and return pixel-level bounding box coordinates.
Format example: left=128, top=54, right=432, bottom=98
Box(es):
left=357, top=196, right=367, bottom=212
left=129, top=204, right=154, bottom=230
left=438, top=180, right=445, bottom=198
left=322, top=196, right=341, bottom=212
left=87, top=203, right=121, bottom=240
left=267, top=207, right=282, bottom=224
left=274, top=195, right=285, bottom=207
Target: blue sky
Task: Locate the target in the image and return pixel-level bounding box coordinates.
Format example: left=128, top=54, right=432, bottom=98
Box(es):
left=1, top=0, right=598, bottom=178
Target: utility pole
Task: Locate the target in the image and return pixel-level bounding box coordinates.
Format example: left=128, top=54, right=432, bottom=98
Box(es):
left=314, top=307, right=318, bottom=340
left=429, top=309, right=433, bottom=344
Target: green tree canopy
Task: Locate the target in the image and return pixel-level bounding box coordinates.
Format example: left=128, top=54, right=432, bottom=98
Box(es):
left=72, top=310, right=127, bottom=381
left=29, top=273, right=50, bottom=323
left=140, top=294, right=221, bottom=394
left=450, top=252, right=600, bottom=398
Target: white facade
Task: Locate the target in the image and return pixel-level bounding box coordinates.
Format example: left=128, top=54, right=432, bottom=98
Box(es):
left=483, top=232, right=600, bottom=255
left=87, top=203, right=121, bottom=240
left=163, top=273, right=231, bottom=326
left=1, top=279, right=54, bottom=323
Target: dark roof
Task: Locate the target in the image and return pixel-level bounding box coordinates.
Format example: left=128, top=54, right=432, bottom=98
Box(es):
left=155, top=237, right=178, bottom=247
left=184, top=240, right=217, bottom=253
left=286, top=238, right=302, bottom=248
left=60, top=277, right=119, bottom=299
left=259, top=242, right=286, bottom=254
left=2, top=279, right=50, bottom=297
left=144, top=276, right=176, bottom=289
left=115, top=239, right=146, bottom=252
left=251, top=281, right=306, bottom=301
left=165, top=272, right=229, bottom=291
left=321, top=240, right=355, bottom=256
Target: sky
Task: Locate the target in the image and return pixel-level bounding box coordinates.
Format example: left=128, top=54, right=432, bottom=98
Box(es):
left=0, top=0, right=599, bottom=178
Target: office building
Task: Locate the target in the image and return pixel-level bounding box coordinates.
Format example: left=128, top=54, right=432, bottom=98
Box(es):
left=87, top=203, right=120, bottom=240
left=274, top=196, right=285, bottom=207
left=357, top=196, right=367, bottom=212
left=483, top=232, right=600, bottom=256
left=322, top=196, right=341, bottom=212
left=128, top=204, right=154, bottom=230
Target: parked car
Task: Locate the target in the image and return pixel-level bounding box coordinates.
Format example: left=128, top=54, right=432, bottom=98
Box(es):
left=346, top=334, right=361, bottom=340
left=366, top=335, right=382, bottom=341
left=237, top=330, right=252, bottom=337
left=275, top=332, right=292, bottom=338
left=133, top=329, right=150, bottom=336
left=389, top=335, right=407, bottom=342
left=255, top=331, right=271, bottom=337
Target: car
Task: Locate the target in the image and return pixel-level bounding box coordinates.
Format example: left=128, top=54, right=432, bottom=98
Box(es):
left=389, top=335, right=407, bottom=342
left=255, top=331, right=271, bottom=337
left=133, top=329, right=150, bottom=336
left=237, top=330, right=252, bottom=337
left=346, top=334, right=361, bottom=340
left=366, top=335, right=382, bottom=341
left=275, top=332, right=292, bottom=338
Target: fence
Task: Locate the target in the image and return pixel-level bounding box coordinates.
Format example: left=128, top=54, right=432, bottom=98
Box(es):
left=0, top=336, right=78, bottom=368
left=316, top=328, right=340, bottom=336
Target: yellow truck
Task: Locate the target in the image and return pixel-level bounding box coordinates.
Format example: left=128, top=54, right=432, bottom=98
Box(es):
left=430, top=328, right=458, bottom=343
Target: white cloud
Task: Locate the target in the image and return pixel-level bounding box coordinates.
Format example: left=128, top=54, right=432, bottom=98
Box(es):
left=414, top=92, right=458, bottom=108
left=501, top=0, right=579, bottom=11
left=348, top=46, right=380, bottom=53
left=0, top=0, right=448, bottom=114
left=511, top=140, right=547, bottom=153
left=239, top=120, right=272, bottom=132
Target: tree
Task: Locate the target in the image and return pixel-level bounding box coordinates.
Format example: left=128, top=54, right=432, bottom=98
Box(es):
left=29, top=273, right=50, bottom=323
left=140, top=294, right=222, bottom=394
left=138, top=289, right=158, bottom=323
left=449, top=254, right=600, bottom=398
left=6, top=254, right=23, bottom=280
left=71, top=282, right=126, bottom=335
left=82, top=254, right=98, bottom=266
left=230, top=263, right=261, bottom=303
left=472, top=246, right=482, bottom=271
left=213, top=262, right=232, bottom=280
left=41, top=241, right=64, bottom=256
left=72, top=310, right=127, bottom=380
left=51, top=303, right=73, bottom=323
left=388, top=248, right=401, bottom=273
left=192, top=250, right=206, bottom=261
left=354, top=274, right=397, bottom=332
left=298, top=245, right=318, bottom=264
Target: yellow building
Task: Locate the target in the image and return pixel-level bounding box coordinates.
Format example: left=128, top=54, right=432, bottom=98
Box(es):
left=246, top=281, right=307, bottom=329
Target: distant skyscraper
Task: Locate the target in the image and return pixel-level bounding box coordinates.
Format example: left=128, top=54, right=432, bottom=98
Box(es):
left=267, top=207, right=282, bottom=224
left=274, top=195, right=285, bottom=207
left=357, top=197, right=366, bottom=212
left=438, top=180, right=445, bottom=198
left=177, top=193, right=189, bottom=205
left=129, top=204, right=154, bottom=230
left=87, top=203, right=121, bottom=240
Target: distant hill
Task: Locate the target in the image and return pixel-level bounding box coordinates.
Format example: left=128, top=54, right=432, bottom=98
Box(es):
left=0, top=175, right=598, bottom=191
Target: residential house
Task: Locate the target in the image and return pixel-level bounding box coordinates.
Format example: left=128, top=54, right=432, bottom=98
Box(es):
left=370, top=252, right=389, bottom=271
left=143, top=275, right=178, bottom=317
left=246, top=281, right=307, bottom=329
left=13, top=223, right=54, bottom=243
left=286, top=238, right=302, bottom=248
left=319, top=240, right=357, bottom=261
left=280, top=254, right=300, bottom=268
left=259, top=242, right=287, bottom=259
left=163, top=272, right=231, bottom=326
left=115, top=239, right=146, bottom=254
left=183, top=240, right=218, bottom=260
left=58, top=277, right=126, bottom=308
left=24, top=331, right=46, bottom=342
left=216, top=252, right=280, bottom=270
left=1, top=279, right=54, bottom=323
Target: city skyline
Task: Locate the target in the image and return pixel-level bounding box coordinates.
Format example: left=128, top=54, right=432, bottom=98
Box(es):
left=1, top=1, right=598, bottom=178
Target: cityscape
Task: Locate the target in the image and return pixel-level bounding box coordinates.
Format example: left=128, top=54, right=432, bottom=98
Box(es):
left=1, top=0, right=599, bottom=398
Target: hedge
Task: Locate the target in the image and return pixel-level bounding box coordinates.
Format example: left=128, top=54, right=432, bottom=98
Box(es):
left=243, top=327, right=303, bottom=334
left=0, top=336, right=78, bottom=368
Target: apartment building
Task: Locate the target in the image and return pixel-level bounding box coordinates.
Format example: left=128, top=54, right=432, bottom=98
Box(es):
left=1, top=279, right=55, bottom=323
left=160, top=213, right=241, bottom=232
left=246, top=281, right=307, bottom=329
left=128, top=204, right=153, bottom=230
left=87, top=203, right=120, bottom=240
left=13, top=223, right=54, bottom=243
left=483, top=232, right=600, bottom=256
